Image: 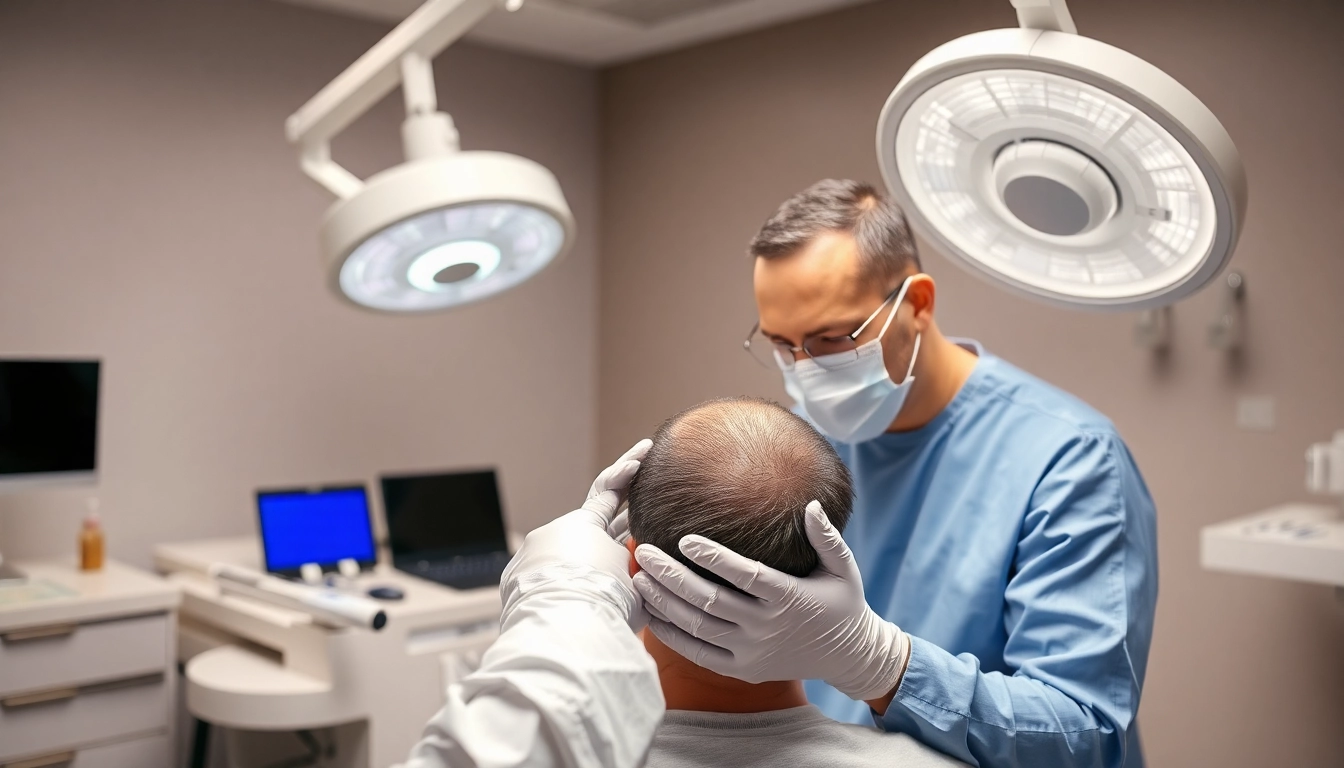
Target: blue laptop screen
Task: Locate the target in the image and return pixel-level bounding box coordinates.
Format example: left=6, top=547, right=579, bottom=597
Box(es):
left=257, top=487, right=376, bottom=572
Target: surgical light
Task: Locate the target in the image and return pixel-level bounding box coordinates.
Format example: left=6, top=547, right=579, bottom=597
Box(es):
left=876, top=0, right=1247, bottom=311
left=286, top=0, right=574, bottom=313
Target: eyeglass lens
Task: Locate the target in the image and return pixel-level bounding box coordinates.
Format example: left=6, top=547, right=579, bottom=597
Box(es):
left=747, top=328, right=864, bottom=371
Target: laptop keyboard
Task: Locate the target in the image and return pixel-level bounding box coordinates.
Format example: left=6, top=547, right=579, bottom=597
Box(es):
left=398, top=551, right=511, bottom=590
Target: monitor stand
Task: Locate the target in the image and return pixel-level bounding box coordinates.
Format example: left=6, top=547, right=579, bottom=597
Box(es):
left=0, top=554, right=27, bottom=584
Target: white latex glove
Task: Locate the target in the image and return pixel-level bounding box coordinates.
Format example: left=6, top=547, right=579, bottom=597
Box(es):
left=501, top=439, right=653, bottom=631
left=632, top=500, right=908, bottom=701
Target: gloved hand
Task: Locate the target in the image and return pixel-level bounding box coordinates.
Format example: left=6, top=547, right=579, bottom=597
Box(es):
left=501, top=439, right=654, bottom=631
left=632, top=500, right=908, bottom=701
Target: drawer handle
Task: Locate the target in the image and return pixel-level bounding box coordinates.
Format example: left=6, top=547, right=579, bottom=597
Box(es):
left=2, top=751, right=76, bottom=768
left=0, top=687, right=78, bottom=709
left=0, top=624, right=77, bottom=643
left=0, top=672, right=163, bottom=710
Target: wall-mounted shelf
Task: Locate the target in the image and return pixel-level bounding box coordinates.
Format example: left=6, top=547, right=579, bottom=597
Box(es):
left=1201, top=503, right=1344, bottom=588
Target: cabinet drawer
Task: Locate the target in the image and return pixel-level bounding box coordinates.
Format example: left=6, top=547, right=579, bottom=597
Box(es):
left=0, top=673, right=168, bottom=762
left=0, top=733, right=170, bottom=768
left=0, top=613, right=168, bottom=697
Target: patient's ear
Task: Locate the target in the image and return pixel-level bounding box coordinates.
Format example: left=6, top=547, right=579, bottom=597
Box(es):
left=626, top=538, right=641, bottom=577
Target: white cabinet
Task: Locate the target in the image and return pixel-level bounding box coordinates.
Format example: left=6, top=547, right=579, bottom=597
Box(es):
left=0, top=560, right=179, bottom=767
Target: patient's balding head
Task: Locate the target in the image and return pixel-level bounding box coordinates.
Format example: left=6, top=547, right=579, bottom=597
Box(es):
left=627, top=397, right=853, bottom=586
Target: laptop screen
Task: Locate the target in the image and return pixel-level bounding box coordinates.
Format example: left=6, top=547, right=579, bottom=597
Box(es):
left=256, top=486, right=377, bottom=574
left=380, top=470, right=509, bottom=562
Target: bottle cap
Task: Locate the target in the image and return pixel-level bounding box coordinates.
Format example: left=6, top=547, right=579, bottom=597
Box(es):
left=84, top=498, right=101, bottom=528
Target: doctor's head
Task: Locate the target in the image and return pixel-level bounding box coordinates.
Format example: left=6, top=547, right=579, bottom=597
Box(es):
left=625, top=396, right=853, bottom=588
left=746, top=180, right=942, bottom=438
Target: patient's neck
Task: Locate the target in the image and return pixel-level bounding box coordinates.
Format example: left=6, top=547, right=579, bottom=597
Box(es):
left=643, top=631, right=808, bottom=713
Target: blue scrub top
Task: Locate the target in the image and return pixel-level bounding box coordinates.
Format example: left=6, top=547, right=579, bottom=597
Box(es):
left=802, top=342, right=1157, bottom=768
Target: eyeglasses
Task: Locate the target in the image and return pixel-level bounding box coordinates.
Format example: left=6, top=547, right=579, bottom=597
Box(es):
left=743, top=279, right=909, bottom=371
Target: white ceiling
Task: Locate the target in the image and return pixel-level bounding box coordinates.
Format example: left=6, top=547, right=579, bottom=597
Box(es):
left=277, top=0, right=881, bottom=66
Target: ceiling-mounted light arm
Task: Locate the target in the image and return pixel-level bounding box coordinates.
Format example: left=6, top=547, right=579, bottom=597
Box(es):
left=399, top=52, right=460, bottom=162
left=284, top=0, right=505, bottom=199
left=1011, top=0, right=1076, bottom=33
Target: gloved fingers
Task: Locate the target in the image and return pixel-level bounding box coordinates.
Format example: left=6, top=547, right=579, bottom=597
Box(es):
left=588, top=439, right=654, bottom=499
left=803, top=500, right=858, bottom=577
left=644, top=597, right=670, bottom=625
left=633, top=544, right=756, bottom=621
left=614, top=436, right=654, bottom=467
left=607, top=507, right=631, bottom=544
left=572, top=460, right=641, bottom=530
left=644, top=616, right=737, bottom=675
left=677, top=534, right=793, bottom=603
left=632, top=573, right=737, bottom=644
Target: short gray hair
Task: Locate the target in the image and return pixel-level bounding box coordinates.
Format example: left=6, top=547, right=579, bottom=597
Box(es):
left=627, top=397, right=853, bottom=588
left=749, top=179, right=920, bottom=286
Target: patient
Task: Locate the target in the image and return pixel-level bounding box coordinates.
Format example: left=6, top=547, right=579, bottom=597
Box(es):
left=625, top=397, right=965, bottom=768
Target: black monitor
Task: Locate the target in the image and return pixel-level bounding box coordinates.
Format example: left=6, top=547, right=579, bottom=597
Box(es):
left=0, top=360, right=100, bottom=492
left=380, top=469, right=510, bottom=568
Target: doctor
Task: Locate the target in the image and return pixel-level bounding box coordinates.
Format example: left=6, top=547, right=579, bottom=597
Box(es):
left=632, top=179, right=1159, bottom=768
left=401, top=440, right=665, bottom=768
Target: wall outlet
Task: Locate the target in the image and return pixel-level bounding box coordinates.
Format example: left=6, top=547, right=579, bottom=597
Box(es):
left=1237, top=395, right=1276, bottom=431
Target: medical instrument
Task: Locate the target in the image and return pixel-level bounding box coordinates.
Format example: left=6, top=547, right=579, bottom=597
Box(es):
left=368, top=585, right=406, bottom=601
left=0, top=359, right=101, bottom=583
left=1207, top=270, right=1246, bottom=351
left=876, top=0, right=1246, bottom=311
left=380, top=469, right=512, bottom=590
left=1202, top=430, right=1344, bottom=588
left=285, top=0, right=574, bottom=313
left=1133, top=306, right=1172, bottom=352
left=212, top=563, right=388, bottom=631
left=256, top=485, right=379, bottom=577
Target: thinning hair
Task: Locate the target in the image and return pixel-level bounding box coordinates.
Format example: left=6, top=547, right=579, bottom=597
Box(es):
left=748, top=179, right=920, bottom=286
left=627, top=397, right=854, bottom=588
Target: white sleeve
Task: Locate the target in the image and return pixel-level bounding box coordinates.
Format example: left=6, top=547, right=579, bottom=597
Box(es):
left=397, top=573, right=665, bottom=768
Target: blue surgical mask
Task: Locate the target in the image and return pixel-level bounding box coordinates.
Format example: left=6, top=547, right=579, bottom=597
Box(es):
left=782, top=286, right=921, bottom=444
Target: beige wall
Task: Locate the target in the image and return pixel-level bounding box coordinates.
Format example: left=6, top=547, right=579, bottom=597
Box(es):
left=0, top=0, right=601, bottom=568
left=600, top=1, right=1344, bottom=766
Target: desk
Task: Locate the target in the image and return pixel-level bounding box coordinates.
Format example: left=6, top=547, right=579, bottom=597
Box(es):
left=0, top=559, right=179, bottom=767
left=155, top=537, right=502, bottom=768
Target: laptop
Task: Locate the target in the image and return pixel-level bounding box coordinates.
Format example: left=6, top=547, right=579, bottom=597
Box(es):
left=379, top=469, right=512, bottom=590
left=256, top=485, right=378, bottom=577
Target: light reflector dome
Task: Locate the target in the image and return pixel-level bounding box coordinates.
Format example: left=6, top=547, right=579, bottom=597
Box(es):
left=877, top=27, right=1247, bottom=310
left=320, top=151, right=573, bottom=313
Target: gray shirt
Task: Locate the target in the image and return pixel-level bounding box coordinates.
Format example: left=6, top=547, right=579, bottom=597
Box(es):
left=645, top=705, right=967, bottom=768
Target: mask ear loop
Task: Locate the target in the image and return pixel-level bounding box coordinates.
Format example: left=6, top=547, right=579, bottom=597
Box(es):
left=876, top=276, right=920, bottom=384
left=875, top=275, right=913, bottom=341
left=902, top=333, right=922, bottom=382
